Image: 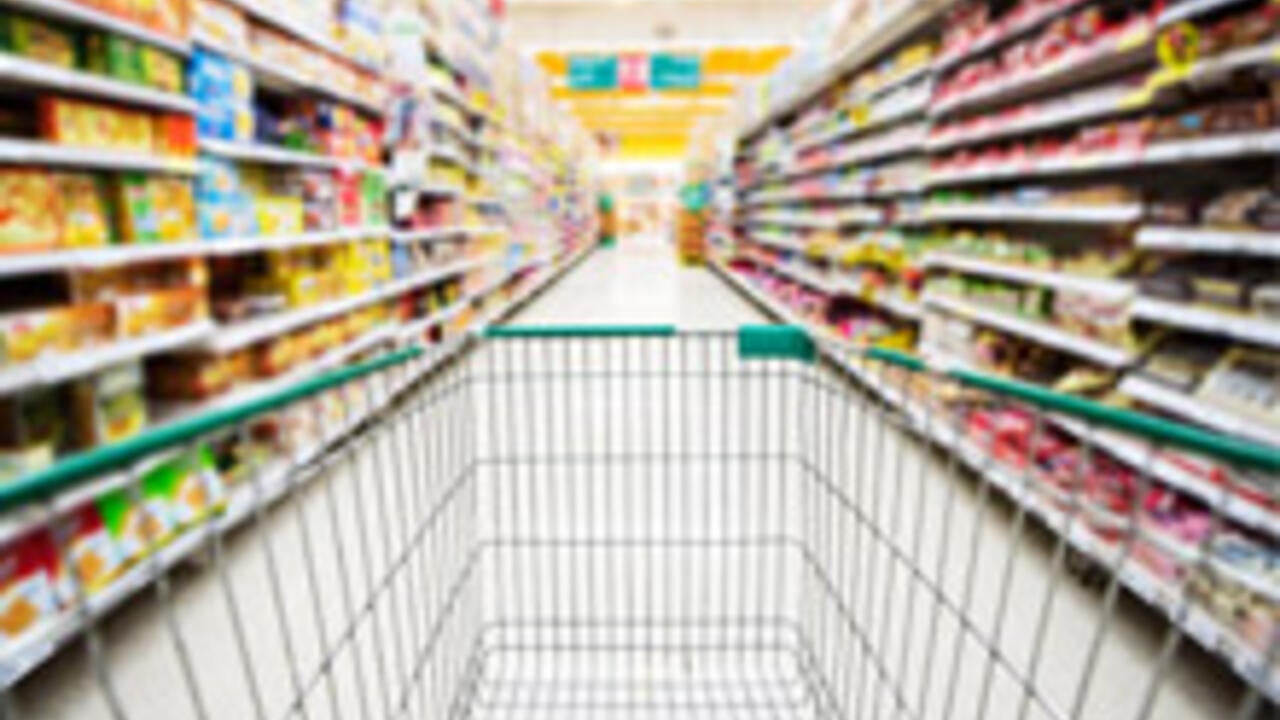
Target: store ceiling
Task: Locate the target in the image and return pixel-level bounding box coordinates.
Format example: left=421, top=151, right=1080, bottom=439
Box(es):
left=508, top=0, right=819, bottom=159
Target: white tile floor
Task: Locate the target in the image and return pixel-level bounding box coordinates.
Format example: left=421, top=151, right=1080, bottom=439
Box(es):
left=8, top=238, right=1263, bottom=719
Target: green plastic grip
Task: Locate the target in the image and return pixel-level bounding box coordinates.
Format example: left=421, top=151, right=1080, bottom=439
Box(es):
left=738, top=325, right=815, bottom=362
left=0, top=346, right=424, bottom=513
left=485, top=325, right=677, bottom=338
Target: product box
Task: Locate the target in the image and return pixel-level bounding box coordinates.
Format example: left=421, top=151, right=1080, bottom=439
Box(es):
left=0, top=168, right=62, bottom=253
left=59, top=174, right=113, bottom=248
left=71, top=363, right=148, bottom=448
left=84, top=33, right=144, bottom=84
left=0, top=14, right=79, bottom=68
left=0, top=308, right=70, bottom=366
left=0, top=530, right=65, bottom=644
left=58, top=503, right=126, bottom=594
left=38, top=97, right=155, bottom=153
left=147, top=354, right=232, bottom=400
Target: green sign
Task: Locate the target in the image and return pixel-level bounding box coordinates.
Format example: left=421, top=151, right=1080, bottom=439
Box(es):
left=651, top=54, right=701, bottom=90
left=568, top=55, right=618, bottom=90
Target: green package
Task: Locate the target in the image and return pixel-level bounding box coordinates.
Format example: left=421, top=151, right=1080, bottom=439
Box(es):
left=0, top=15, right=80, bottom=68
left=85, top=33, right=143, bottom=84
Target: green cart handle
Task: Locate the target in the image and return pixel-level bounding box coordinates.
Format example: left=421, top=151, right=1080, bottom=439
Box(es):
left=0, top=346, right=424, bottom=513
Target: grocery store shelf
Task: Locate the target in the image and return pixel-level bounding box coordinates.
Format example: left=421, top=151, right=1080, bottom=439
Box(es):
left=391, top=226, right=469, bottom=243
left=745, top=231, right=807, bottom=253
left=924, top=253, right=1134, bottom=298
left=1158, top=0, right=1251, bottom=27
left=739, top=0, right=946, bottom=139
left=1135, top=225, right=1280, bottom=257
left=0, top=55, right=197, bottom=112
left=837, top=277, right=925, bottom=319
left=787, top=126, right=929, bottom=177
left=0, top=138, right=197, bottom=173
left=931, top=28, right=1153, bottom=118
left=200, top=256, right=494, bottom=353
left=929, top=129, right=1280, bottom=186
left=0, top=0, right=190, bottom=54
left=927, top=83, right=1150, bottom=152
left=926, top=293, right=1135, bottom=366
left=0, top=227, right=393, bottom=278
left=199, top=138, right=379, bottom=171
left=770, top=262, right=836, bottom=294
left=221, top=0, right=382, bottom=72
left=193, top=33, right=384, bottom=116
left=932, top=0, right=1092, bottom=73
left=1119, top=375, right=1280, bottom=448
left=1131, top=297, right=1280, bottom=349
left=793, top=95, right=930, bottom=152
left=924, top=201, right=1143, bottom=225
left=1049, top=414, right=1280, bottom=537
left=715, top=259, right=1280, bottom=701
left=0, top=322, right=215, bottom=396
left=750, top=208, right=883, bottom=229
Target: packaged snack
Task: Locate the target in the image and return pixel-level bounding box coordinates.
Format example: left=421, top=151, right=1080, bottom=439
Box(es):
left=117, top=174, right=197, bottom=243
left=38, top=97, right=154, bottom=152
left=147, top=354, right=232, bottom=400
left=0, top=168, right=62, bottom=253
left=57, top=504, right=126, bottom=594
left=84, top=33, right=144, bottom=84
left=153, top=113, right=197, bottom=156
left=0, top=308, right=70, bottom=366
left=0, top=14, right=79, bottom=68
left=138, top=45, right=184, bottom=93
left=59, top=174, right=113, bottom=248
left=0, top=387, right=68, bottom=458
left=70, top=363, right=148, bottom=448
left=137, top=447, right=225, bottom=529
left=96, top=484, right=171, bottom=563
left=0, top=530, right=65, bottom=643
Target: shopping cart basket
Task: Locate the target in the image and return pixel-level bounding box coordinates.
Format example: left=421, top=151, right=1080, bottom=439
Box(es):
left=0, top=326, right=1276, bottom=720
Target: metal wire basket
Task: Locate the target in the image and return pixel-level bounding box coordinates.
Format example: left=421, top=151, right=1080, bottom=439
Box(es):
left=1, top=326, right=1276, bottom=720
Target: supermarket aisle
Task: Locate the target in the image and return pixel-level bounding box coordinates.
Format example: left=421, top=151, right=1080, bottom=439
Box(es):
left=510, top=237, right=762, bottom=328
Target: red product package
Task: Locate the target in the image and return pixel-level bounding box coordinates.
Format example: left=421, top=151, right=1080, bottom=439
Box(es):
left=0, top=530, right=66, bottom=643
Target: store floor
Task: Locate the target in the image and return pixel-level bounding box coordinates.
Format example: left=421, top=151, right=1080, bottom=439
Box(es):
left=11, top=239, right=1256, bottom=719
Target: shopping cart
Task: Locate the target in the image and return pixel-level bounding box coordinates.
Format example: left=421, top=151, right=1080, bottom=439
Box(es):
left=0, top=326, right=1276, bottom=720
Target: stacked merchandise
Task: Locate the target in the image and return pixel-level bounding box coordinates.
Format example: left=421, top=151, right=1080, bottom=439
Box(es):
left=721, top=0, right=1280, bottom=703
left=0, top=0, right=594, bottom=675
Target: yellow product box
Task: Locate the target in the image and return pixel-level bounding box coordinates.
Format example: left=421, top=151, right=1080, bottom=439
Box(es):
left=59, top=174, right=113, bottom=248
left=0, top=169, right=62, bottom=254
left=254, top=197, right=304, bottom=236
left=0, top=308, right=70, bottom=366
left=283, top=274, right=322, bottom=308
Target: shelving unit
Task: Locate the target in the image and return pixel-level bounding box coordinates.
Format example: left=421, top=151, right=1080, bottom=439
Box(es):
left=0, top=0, right=598, bottom=685
left=723, top=0, right=1280, bottom=704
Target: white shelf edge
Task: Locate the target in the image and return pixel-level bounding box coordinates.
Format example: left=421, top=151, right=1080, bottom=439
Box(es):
left=0, top=55, right=196, bottom=112
left=923, top=202, right=1144, bottom=225
left=0, top=138, right=197, bottom=173
left=924, top=253, right=1134, bottom=298
left=1135, top=226, right=1280, bottom=257
left=199, top=138, right=381, bottom=171
left=1119, top=375, right=1280, bottom=449
left=926, top=293, right=1135, bottom=367
left=0, top=322, right=215, bottom=396
left=1131, top=297, right=1280, bottom=349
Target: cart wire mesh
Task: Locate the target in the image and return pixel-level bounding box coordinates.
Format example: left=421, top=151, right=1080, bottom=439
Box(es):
left=0, top=326, right=1276, bottom=720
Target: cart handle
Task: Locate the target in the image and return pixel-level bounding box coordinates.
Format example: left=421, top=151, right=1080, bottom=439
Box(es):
left=0, top=346, right=425, bottom=513
left=485, top=325, right=677, bottom=338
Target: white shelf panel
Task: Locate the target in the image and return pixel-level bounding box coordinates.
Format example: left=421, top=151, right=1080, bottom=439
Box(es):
left=0, top=322, right=214, bottom=395
left=391, top=226, right=469, bottom=243
left=793, top=95, right=930, bottom=152
left=1131, top=297, right=1280, bottom=349
left=924, top=202, right=1143, bottom=225
left=200, top=138, right=380, bottom=171
left=1120, top=375, right=1280, bottom=448
left=924, top=253, right=1134, bottom=298
left=926, top=293, right=1135, bottom=367
left=0, top=55, right=196, bottom=112
left=1136, top=226, right=1280, bottom=257
left=0, top=138, right=197, bottom=173
left=1159, top=0, right=1252, bottom=27
left=0, top=0, right=190, bottom=54
left=929, top=129, right=1280, bottom=186
left=0, top=227, right=392, bottom=278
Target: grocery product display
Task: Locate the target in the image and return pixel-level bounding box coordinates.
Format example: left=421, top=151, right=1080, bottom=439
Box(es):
left=0, top=0, right=595, bottom=679
left=721, top=0, right=1280, bottom=703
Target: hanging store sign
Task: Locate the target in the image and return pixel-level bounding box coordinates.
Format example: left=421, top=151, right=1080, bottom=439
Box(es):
left=650, top=53, right=701, bottom=90
left=568, top=55, right=618, bottom=90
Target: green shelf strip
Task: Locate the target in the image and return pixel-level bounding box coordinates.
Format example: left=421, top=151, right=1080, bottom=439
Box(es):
left=738, top=325, right=816, bottom=362
left=864, top=346, right=1279, bottom=472
left=485, top=324, right=677, bottom=338
left=0, top=346, right=424, bottom=513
